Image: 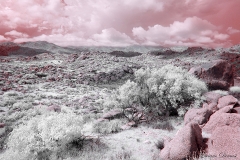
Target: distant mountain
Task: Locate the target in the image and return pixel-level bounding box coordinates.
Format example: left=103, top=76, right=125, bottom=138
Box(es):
left=0, top=42, right=20, bottom=56
left=0, top=41, right=80, bottom=56
left=19, top=41, right=79, bottom=54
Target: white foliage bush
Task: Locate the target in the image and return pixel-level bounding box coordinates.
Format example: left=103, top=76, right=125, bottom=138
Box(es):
left=107, top=65, right=208, bottom=116
left=229, top=86, right=240, bottom=93
left=3, top=112, right=84, bottom=159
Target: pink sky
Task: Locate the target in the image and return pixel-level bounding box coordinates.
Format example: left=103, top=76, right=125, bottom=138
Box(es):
left=0, top=0, right=239, bottom=47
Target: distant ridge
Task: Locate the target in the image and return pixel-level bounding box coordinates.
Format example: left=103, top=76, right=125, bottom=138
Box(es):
left=19, top=41, right=79, bottom=54
left=0, top=41, right=79, bottom=56
left=0, top=41, right=239, bottom=57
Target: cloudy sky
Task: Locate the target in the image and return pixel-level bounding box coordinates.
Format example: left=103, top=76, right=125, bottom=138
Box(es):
left=0, top=0, right=239, bottom=47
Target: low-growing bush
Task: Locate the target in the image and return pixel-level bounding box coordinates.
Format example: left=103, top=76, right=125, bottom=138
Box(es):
left=229, top=86, right=240, bottom=93
left=93, top=119, right=125, bottom=134
left=212, top=90, right=228, bottom=96
left=229, top=86, right=240, bottom=99
left=1, top=112, right=85, bottom=160
left=105, top=65, right=207, bottom=117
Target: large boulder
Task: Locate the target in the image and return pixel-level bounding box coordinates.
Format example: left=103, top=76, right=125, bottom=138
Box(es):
left=189, top=60, right=234, bottom=90
left=217, top=95, right=238, bottom=109
left=159, top=123, right=203, bottom=160
left=207, top=126, right=240, bottom=159
left=184, top=107, right=213, bottom=125
left=232, top=107, right=240, bottom=114
left=203, top=91, right=223, bottom=104
left=203, top=105, right=240, bottom=133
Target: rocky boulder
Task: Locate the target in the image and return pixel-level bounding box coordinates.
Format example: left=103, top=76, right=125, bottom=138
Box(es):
left=203, top=91, right=223, bottom=104
left=232, top=107, right=240, bottom=114
left=189, top=60, right=234, bottom=90
left=203, top=105, right=240, bottom=133
left=217, top=95, right=238, bottom=109
left=207, top=126, right=240, bottom=159
left=159, top=123, right=203, bottom=160
left=184, top=107, right=213, bottom=125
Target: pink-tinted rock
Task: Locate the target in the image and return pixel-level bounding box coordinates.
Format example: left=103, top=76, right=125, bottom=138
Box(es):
left=0, top=123, right=5, bottom=128
left=231, top=107, right=240, bottom=114
left=102, top=109, right=123, bottom=120
left=207, top=126, right=240, bottom=159
left=47, top=105, right=61, bottom=112
left=97, top=118, right=108, bottom=122
left=204, top=102, right=218, bottom=112
left=159, top=123, right=203, bottom=160
left=207, top=80, right=230, bottom=91
left=203, top=92, right=222, bottom=104
left=203, top=105, right=240, bottom=133
left=217, top=95, right=238, bottom=109
left=120, top=121, right=136, bottom=130
left=184, top=107, right=213, bottom=125
left=189, top=60, right=234, bottom=90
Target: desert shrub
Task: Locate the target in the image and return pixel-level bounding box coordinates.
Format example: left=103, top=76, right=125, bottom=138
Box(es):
left=229, top=86, right=240, bottom=93
left=2, top=112, right=85, bottom=159
left=229, top=86, right=240, bottom=99
left=106, top=65, right=207, bottom=117
left=110, top=150, right=132, bottom=160
left=93, top=119, right=125, bottom=134
left=4, top=91, right=20, bottom=97
left=151, top=120, right=174, bottom=131
left=212, top=90, right=228, bottom=96
left=12, top=101, right=32, bottom=110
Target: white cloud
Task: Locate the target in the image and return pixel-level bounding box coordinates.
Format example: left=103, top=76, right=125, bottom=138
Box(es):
left=5, top=30, right=29, bottom=38
left=227, top=27, right=240, bottom=34
left=214, top=34, right=229, bottom=40
left=92, top=28, right=138, bottom=46
left=13, top=28, right=138, bottom=46
left=0, top=35, right=9, bottom=41
left=133, top=17, right=230, bottom=46
left=123, top=0, right=164, bottom=12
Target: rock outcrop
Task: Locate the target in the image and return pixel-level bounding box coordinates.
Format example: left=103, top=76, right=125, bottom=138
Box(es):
left=207, top=126, right=240, bottom=159
left=184, top=107, right=213, bottom=125
left=217, top=95, right=238, bottom=109
left=189, top=60, right=234, bottom=90
left=203, top=105, right=240, bottom=134
left=159, top=123, right=203, bottom=160
left=162, top=91, right=240, bottom=159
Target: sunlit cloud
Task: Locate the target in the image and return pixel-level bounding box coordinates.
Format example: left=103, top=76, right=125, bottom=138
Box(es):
left=0, top=0, right=239, bottom=47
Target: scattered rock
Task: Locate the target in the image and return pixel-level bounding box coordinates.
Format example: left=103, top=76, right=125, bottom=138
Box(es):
left=108, top=51, right=141, bottom=57
left=102, top=109, right=123, bottom=120
left=97, top=118, right=108, bottom=122
left=159, top=123, right=203, bottom=160
left=35, top=72, right=48, bottom=78
left=0, top=123, right=5, bottom=128
left=47, top=105, right=61, bottom=112
left=121, top=121, right=136, bottom=130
